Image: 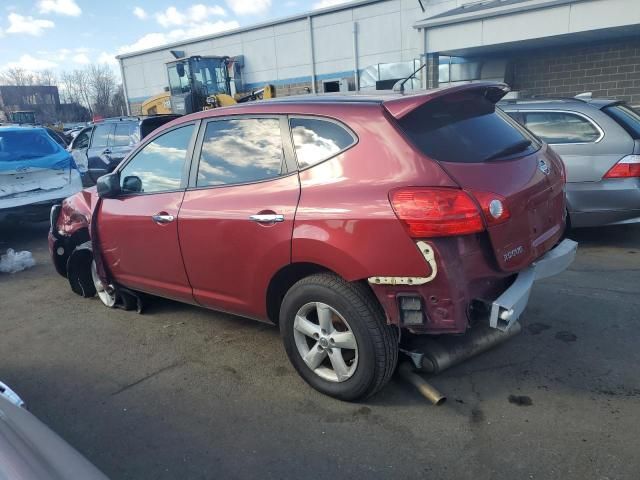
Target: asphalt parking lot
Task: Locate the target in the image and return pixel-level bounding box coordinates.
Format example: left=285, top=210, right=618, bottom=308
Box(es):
left=1, top=221, right=639, bottom=480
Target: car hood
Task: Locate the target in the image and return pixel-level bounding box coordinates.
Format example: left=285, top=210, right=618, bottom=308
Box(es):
left=0, top=394, right=108, bottom=480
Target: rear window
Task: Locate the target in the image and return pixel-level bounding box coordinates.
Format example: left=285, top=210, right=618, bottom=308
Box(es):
left=603, top=104, right=640, bottom=139
left=0, top=130, right=59, bottom=161
left=398, top=91, right=539, bottom=163
left=140, top=115, right=181, bottom=138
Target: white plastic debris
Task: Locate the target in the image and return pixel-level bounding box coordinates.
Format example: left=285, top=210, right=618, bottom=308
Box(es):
left=0, top=249, right=36, bottom=273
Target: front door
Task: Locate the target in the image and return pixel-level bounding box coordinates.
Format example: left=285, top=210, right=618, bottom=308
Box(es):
left=178, top=116, right=300, bottom=320
left=69, top=126, right=93, bottom=184
left=97, top=123, right=197, bottom=303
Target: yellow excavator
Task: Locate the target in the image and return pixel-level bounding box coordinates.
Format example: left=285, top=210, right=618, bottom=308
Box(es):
left=141, top=55, right=274, bottom=115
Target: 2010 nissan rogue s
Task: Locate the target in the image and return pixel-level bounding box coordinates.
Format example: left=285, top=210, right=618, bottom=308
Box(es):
left=49, top=83, right=577, bottom=401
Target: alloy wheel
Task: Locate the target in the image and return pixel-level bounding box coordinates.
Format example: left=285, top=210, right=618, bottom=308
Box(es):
left=293, top=302, right=358, bottom=383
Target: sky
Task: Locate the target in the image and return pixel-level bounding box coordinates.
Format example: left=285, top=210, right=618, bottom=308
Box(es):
left=0, top=0, right=352, bottom=77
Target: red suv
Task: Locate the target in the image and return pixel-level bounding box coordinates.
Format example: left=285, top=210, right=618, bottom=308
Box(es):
left=49, top=83, right=577, bottom=400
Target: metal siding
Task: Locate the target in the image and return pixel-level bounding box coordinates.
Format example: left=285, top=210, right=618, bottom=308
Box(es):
left=481, top=5, right=571, bottom=45
left=121, top=0, right=437, bottom=103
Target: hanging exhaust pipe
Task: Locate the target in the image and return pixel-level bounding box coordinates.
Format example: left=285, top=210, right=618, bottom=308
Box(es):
left=398, top=362, right=446, bottom=405
left=403, top=322, right=523, bottom=374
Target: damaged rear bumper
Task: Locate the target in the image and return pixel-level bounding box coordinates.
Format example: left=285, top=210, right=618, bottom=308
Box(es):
left=0, top=170, right=83, bottom=222
left=489, top=238, right=578, bottom=331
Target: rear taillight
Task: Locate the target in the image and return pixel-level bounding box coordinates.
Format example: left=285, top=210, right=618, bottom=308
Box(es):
left=390, top=188, right=484, bottom=238
left=603, top=155, right=640, bottom=179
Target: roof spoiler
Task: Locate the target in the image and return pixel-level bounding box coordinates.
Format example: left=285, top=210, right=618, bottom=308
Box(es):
left=383, top=82, right=510, bottom=120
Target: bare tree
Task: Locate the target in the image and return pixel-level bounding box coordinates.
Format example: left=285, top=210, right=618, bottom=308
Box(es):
left=2, top=63, right=124, bottom=120
left=87, top=64, right=117, bottom=117
left=60, top=69, right=93, bottom=116
left=36, top=69, right=57, bottom=86
left=0, top=68, right=34, bottom=86
left=112, top=84, right=127, bottom=116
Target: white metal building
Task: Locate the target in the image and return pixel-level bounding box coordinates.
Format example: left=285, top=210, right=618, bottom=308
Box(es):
left=118, top=0, right=640, bottom=114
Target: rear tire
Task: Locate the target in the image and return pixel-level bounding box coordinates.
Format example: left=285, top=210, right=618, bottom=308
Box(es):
left=279, top=273, right=398, bottom=401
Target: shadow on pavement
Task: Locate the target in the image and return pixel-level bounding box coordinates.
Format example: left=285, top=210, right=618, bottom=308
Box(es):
left=567, top=223, right=640, bottom=249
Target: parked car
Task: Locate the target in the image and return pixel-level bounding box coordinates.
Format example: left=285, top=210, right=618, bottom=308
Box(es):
left=44, top=126, right=70, bottom=148
left=0, top=126, right=82, bottom=222
left=0, top=381, right=107, bottom=479
left=68, top=115, right=181, bottom=186
left=500, top=96, right=640, bottom=227
left=49, top=83, right=576, bottom=400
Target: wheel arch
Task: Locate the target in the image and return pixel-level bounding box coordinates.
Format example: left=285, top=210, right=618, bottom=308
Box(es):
left=52, top=227, right=91, bottom=278
left=266, top=261, right=382, bottom=325
left=266, top=262, right=334, bottom=325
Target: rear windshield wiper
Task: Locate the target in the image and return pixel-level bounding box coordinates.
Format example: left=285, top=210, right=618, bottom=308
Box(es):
left=482, top=139, right=532, bottom=162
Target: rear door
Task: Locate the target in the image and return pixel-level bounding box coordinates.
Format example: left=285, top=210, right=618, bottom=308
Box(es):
left=392, top=87, right=566, bottom=272
left=178, top=116, right=300, bottom=320
left=86, top=123, right=115, bottom=183
left=97, top=123, right=197, bottom=303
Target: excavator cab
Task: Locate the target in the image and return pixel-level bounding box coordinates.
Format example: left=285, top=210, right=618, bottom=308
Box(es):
left=167, top=56, right=233, bottom=114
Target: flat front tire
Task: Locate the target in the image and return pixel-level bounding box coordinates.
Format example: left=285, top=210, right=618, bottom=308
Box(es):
left=280, top=273, right=398, bottom=401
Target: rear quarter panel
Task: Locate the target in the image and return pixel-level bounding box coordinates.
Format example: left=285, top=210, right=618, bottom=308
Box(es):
left=290, top=104, right=458, bottom=281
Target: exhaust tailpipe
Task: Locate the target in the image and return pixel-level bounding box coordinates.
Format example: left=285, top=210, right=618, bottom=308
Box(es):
left=398, top=362, right=446, bottom=405
left=403, top=322, right=522, bottom=375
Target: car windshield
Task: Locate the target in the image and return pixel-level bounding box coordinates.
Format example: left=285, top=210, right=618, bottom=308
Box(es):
left=0, top=130, right=59, bottom=161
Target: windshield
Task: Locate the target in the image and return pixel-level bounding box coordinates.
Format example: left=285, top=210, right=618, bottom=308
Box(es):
left=603, top=104, right=640, bottom=139
left=191, top=57, right=228, bottom=95
left=0, top=130, right=59, bottom=161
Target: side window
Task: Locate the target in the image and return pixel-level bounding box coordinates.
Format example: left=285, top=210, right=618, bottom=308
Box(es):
left=523, top=112, right=601, bottom=144
left=73, top=128, right=91, bottom=149
left=113, top=123, right=138, bottom=147
left=196, top=118, right=284, bottom=187
left=91, top=124, right=114, bottom=148
left=290, top=117, right=355, bottom=169
left=119, top=125, right=195, bottom=194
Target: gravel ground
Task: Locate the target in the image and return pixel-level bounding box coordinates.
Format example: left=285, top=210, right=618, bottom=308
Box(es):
left=1, top=221, right=639, bottom=480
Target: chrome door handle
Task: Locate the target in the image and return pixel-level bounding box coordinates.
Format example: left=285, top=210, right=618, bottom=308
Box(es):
left=249, top=214, right=284, bottom=223
left=151, top=214, right=175, bottom=224
left=103, top=148, right=112, bottom=155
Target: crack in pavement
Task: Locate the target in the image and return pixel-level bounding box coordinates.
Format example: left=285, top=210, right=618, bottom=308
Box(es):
left=110, top=361, right=184, bottom=397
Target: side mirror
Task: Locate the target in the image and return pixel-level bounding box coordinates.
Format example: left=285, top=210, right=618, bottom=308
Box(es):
left=176, top=63, right=185, bottom=78
left=122, top=175, right=142, bottom=193
left=96, top=172, right=121, bottom=198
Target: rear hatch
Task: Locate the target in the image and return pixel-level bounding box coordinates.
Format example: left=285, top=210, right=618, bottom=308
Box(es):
left=387, top=84, right=566, bottom=272
left=0, top=129, right=74, bottom=202
left=0, top=166, right=71, bottom=200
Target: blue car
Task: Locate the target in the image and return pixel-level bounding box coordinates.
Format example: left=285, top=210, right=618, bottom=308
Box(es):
left=0, top=126, right=82, bottom=222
